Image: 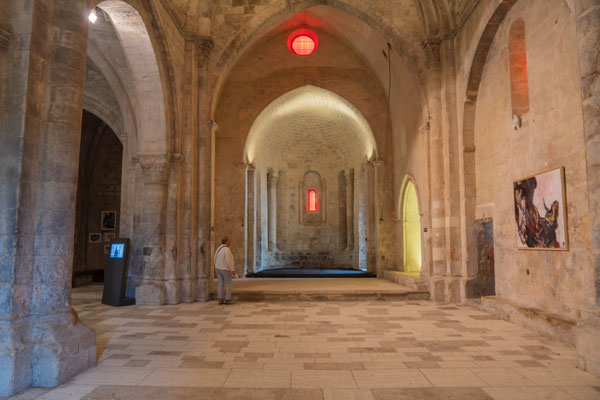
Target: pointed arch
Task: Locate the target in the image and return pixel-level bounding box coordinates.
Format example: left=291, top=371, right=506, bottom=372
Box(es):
left=399, top=176, right=422, bottom=274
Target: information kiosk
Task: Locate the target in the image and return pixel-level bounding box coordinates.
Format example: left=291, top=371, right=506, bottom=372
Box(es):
left=102, top=238, right=135, bottom=306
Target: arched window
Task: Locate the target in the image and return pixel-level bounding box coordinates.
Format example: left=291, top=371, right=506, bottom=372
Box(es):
left=509, top=18, right=529, bottom=116
left=307, top=189, right=318, bottom=211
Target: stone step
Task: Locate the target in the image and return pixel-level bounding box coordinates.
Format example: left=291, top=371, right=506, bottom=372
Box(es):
left=210, top=278, right=429, bottom=302
left=210, top=289, right=430, bottom=302
left=383, top=270, right=429, bottom=291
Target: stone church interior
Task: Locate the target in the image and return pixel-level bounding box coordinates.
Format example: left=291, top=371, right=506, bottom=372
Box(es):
left=1, top=0, right=599, bottom=397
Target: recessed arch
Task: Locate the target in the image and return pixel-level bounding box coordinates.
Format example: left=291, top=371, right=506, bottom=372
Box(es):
left=91, top=0, right=168, bottom=154
left=243, top=85, right=378, bottom=166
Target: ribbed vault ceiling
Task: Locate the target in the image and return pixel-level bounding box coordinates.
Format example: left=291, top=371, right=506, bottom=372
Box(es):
left=244, top=85, right=376, bottom=168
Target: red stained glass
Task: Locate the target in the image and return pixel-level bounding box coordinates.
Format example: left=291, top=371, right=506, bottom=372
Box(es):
left=292, top=35, right=315, bottom=55
left=307, top=189, right=318, bottom=211
left=287, top=29, right=318, bottom=56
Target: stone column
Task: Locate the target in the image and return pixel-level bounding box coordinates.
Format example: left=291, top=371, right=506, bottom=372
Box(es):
left=575, top=0, right=600, bottom=378
left=195, top=38, right=213, bottom=301
left=268, top=171, right=278, bottom=251
left=346, top=168, right=355, bottom=251
left=164, top=153, right=182, bottom=304
left=245, top=165, right=256, bottom=274
left=424, top=40, right=448, bottom=301
left=366, top=161, right=377, bottom=273
left=0, top=1, right=95, bottom=395
left=134, top=154, right=169, bottom=305
left=338, top=171, right=347, bottom=250
left=28, top=0, right=96, bottom=390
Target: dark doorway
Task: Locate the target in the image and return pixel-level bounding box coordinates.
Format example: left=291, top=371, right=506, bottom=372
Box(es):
left=467, top=219, right=495, bottom=297
left=72, top=111, right=123, bottom=287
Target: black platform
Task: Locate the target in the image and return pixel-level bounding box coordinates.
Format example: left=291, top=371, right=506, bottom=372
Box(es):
left=248, top=267, right=376, bottom=278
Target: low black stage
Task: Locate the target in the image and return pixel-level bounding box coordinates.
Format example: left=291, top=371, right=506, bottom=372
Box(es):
left=247, top=267, right=375, bottom=278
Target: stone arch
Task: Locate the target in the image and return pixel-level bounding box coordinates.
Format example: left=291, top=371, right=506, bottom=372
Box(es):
left=399, top=176, right=422, bottom=274
left=243, top=85, right=378, bottom=166
left=209, top=1, right=429, bottom=122
left=90, top=0, right=169, bottom=154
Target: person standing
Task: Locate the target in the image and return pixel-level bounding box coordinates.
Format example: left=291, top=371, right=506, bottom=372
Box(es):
left=214, top=236, right=237, bottom=304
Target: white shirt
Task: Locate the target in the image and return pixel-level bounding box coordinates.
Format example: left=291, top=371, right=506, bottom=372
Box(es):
left=214, top=244, right=234, bottom=271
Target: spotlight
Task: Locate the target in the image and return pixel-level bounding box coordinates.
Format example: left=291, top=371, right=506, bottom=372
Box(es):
left=88, top=8, right=98, bottom=23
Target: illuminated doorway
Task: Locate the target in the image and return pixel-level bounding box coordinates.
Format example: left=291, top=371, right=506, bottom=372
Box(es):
left=402, top=180, right=421, bottom=273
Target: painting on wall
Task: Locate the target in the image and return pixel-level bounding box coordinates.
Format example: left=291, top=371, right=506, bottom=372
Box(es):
left=104, top=232, right=115, bottom=243
left=513, top=167, right=568, bottom=250
left=88, top=233, right=102, bottom=243
left=101, top=211, right=116, bottom=230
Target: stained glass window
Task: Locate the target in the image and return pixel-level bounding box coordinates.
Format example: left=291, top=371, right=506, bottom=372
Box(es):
left=307, top=189, right=318, bottom=211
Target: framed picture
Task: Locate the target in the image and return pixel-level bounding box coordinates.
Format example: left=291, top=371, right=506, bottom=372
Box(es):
left=101, top=211, right=116, bottom=231
left=104, top=245, right=110, bottom=254
left=88, top=233, right=102, bottom=243
left=104, top=232, right=116, bottom=243
left=513, top=167, right=568, bottom=250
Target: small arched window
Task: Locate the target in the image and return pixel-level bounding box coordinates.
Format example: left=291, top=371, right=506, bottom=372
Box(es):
left=509, top=18, right=529, bottom=116
left=307, top=189, right=318, bottom=211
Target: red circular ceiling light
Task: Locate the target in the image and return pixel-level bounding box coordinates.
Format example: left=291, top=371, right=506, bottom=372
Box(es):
left=287, top=29, right=318, bottom=56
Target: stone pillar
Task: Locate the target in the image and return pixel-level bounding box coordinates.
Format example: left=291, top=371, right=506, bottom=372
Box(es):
left=268, top=171, right=278, bottom=251
left=424, top=40, right=448, bottom=301
left=357, top=163, right=368, bottom=268
left=245, top=164, right=256, bottom=275
left=440, top=40, right=461, bottom=280
left=134, top=154, right=169, bottom=305
left=0, top=1, right=95, bottom=395
left=346, top=168, right=355, bottom=251
left=195, top=38, right=213, bottom=301
left=164, top=153, right=182, bottom=304
left=366, top=161, right=377, bottom=273
left=338, top=171, right=347, bottom=250
left=575, top=0, right=600, bottom=377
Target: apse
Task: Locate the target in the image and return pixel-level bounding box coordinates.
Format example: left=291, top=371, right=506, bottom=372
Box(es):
left=243, top=85, right=377, bottom=273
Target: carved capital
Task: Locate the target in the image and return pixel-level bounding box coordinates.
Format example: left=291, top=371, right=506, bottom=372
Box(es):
left=423, top=40, right=441, bottom=68
left=0, top=27, right=10, bottom=52
left=133, top=153, right=170, bottom=184
left=195, top=36, right=213, bottom=65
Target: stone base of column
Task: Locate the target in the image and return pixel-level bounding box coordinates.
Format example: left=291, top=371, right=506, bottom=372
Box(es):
left=0, top=319, right=32, bottom=396
left=429, top=276, right=462, bottom=302
left=1, top=312, right=96, bottom=396
left=135, top=280, right=165, bottom=305
left=178, top=279, right=194, bottom=303
left=576, top=314, right=600, bottom=378
left=164, top=279, right=180, bottom=305
left=31, top=312, right=96, bottom=388
left=194, top=278, right=210, bottom=302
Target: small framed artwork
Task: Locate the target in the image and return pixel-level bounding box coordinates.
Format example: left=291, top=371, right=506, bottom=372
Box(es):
left=101, top=211, right=116, bottom=230
left=88, top=233, right=102, bottom=243
left=513, top=167, right=568, bottom=250
left=104, top=244, right=110, bottom=254
left=104, top=232, right=116, bottom=243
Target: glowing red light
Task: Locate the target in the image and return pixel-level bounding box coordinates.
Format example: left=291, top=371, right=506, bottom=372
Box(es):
left=287, top=29, right=318, bottom=56
left=307, top=189, right=318, bottom=211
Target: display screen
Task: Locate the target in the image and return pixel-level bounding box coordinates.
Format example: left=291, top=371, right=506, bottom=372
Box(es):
left=109, top=243, right=125, bottom=258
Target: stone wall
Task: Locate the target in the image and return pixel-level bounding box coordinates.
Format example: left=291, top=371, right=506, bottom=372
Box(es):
left=468, top=0, right=594, bottom=319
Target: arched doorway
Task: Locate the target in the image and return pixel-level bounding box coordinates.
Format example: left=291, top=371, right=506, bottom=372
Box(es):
left=72, top=111, right=123, bottom=287
left=402, top=180, right=421, bottom=274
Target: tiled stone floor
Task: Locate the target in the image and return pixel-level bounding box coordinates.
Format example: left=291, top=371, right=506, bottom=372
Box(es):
left=5, top=283, right=600, bottom=400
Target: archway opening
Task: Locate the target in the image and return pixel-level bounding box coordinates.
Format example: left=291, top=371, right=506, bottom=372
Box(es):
left=72, top=111, right=123, bottom=287
left=402, top=180, right=421, bottom=274
left=239, top=85, right=377, bottom=276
